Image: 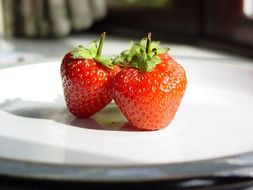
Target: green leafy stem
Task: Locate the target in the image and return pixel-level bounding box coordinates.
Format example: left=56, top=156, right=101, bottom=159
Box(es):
left=71, top=32, right=113, bottom=69
left=113, top=32, right=169, bottom=72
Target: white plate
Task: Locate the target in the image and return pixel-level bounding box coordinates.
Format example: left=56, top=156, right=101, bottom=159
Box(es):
left=0, top=58, right=253, bottom=166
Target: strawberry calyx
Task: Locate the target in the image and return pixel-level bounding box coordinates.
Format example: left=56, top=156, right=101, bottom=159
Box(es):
left=71, top=32, right=113, bottom=69
left=113, top=33, right=169, bottom=72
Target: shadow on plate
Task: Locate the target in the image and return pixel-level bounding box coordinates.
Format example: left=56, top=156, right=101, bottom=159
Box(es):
left=0, top=96, right=141, bottom=132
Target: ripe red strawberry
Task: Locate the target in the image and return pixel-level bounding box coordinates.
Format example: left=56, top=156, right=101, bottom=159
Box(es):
left=112, top=33, right=187, bottom=130
left=61, top=32, right=120, bottom=117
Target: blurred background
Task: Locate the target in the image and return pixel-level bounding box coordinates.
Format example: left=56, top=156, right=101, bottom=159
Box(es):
left=0, top=0, right=253, bottom=66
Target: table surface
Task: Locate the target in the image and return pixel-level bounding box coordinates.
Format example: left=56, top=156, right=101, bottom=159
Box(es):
left=0, top=34, right=252, bottom=69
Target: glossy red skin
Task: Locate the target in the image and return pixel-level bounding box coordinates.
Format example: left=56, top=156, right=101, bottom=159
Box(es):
left=61, top=53, right=120, bottom=117
left=111, top=54, right=187, bottom=130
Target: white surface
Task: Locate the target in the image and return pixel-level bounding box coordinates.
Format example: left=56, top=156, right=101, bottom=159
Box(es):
left=0, top=58, right=253, bottom=166
left=1, top=34, right=247, bottom=66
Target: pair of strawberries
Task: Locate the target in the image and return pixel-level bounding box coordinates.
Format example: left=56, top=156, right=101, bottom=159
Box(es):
left=61, top=33, right=187, bottom=130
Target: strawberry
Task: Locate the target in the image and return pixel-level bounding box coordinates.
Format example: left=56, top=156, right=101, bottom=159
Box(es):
left=61, top=32, right=120, bottom=117
left=112, top=33, right=187, bottom=130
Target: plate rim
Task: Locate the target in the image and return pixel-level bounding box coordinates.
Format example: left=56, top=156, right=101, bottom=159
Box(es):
left=0, top=150, right=253, bottom=182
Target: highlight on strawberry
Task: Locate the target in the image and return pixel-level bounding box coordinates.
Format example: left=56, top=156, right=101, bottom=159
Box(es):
left=111, top=33, right=187, bottom=130
left=60, top=32, right=120, bottom=117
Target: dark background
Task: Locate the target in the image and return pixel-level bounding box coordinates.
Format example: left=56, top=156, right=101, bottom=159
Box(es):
left=89, top=0, right=253, bottom=57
